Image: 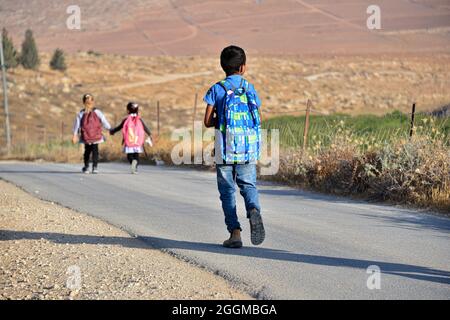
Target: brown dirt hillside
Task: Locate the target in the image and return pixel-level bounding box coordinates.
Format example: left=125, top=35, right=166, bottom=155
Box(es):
left=1, top=0, right=450, bottom=56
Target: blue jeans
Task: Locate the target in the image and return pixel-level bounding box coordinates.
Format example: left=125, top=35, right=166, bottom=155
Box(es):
left=216, top=163, right=261, bottom=233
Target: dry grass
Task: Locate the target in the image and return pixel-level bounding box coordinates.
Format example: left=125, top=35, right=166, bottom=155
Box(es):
left=1, top=135, right=177, bottom=166
left=272, top=134, right=449, bottom=213
left=3, top=142, right=82, bottom=163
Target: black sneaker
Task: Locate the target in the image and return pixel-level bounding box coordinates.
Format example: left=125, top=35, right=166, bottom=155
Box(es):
left=249, top=209, right=265, bottom=246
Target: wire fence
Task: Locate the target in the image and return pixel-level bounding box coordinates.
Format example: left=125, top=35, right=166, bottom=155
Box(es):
left=262, top=101, right=449, bottom=151
left=1, top=93, right=449, bottom=156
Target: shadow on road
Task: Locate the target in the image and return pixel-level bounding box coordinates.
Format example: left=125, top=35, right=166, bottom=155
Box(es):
left=258, top=188, right=450, bottom=233
left=0, top=171, right=81, bottom=174
left=1, top=229, right=449, bottom=286
left=0, top=170, right=131, bottom=175
left=355, top=212, right=450, bottom=233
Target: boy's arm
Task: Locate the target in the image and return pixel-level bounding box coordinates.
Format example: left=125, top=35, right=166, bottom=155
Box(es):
left=110, top=118, right=126, bottom=135
left=250, top=84, right=262, bottom=108
left=95, top=109, right=111, bottom=130
left=140, top=119, right=152, bottom=137
left=72, top=113, right=81, bottom=144
left=203, top=85, right=218, bottom=128
left=204, top=105, right=216, bottom=128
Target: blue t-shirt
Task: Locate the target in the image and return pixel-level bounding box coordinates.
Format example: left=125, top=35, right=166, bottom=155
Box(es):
left=203, top=75, right=262, bottom=120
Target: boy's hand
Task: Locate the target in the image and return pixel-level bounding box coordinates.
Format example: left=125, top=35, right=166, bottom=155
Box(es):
left=204, top=105, right=216, bottom=128
left=72, top=135, right=79, bottom=144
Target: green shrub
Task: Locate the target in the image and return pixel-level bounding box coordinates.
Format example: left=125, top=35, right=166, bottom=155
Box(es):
left=20, top=29, right=40, bottom=70
left=1, top=28, right=19, bottom=69
left=50, top=49, right=67, bottom=71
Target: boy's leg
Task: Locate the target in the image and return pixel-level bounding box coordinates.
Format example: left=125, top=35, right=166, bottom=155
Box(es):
left=92, top=144, right=99, bottom=168
left=83, top=144, right=92, bottom=168
left=216, top=164, right=241, bottom=233
left=235, top=163, right=261, bottom=216
left=127, top=153, right=133, bottom=164
left=235, top=163, right=265, bottom=245
left=130, top=153, right=139, bottom=174
left=131, top=152, right=139, bottom=168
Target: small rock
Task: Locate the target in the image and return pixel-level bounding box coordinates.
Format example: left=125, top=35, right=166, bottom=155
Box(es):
left=69, top=290, right=79, bottom=298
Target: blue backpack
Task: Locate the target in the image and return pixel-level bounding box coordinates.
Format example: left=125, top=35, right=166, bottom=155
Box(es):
left=217, top=78, right=261, bottom=163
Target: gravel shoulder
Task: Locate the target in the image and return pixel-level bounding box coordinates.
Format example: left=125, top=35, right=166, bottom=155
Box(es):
left=0, top=180, right=252, bottom=300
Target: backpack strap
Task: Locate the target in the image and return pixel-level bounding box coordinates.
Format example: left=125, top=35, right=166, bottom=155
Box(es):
left=81, top=108, right=97, bottom=117
left=242, top=79, right=249, bottom=91
left=239, top=78, right=245, bottom=91
left=218, top=80, right=235, bottom=93
left=219, top=78, right=248, bottom=93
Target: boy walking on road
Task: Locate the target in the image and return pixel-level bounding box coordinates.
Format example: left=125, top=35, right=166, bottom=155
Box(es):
left=203, top=46, right=265, bottom=248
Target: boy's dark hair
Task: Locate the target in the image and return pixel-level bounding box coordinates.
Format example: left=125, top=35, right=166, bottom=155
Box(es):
left=127, top=102, right=139, bottom=114
left=220, top=46, right=246, bottom=76
left=83, top=93, right=94, bottom=103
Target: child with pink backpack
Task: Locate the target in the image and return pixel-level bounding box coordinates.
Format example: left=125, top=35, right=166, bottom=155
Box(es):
left=110, top=102, right=153, bottom=174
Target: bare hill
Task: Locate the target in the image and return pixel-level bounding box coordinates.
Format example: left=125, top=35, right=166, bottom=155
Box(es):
left=1, top=0, right=450, bottom=56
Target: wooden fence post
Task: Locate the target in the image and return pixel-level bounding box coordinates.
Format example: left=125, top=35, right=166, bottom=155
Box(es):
left=303, top=99, right=312, bottom=151
left=25, top=125, right=28, bottom=146
left=157, top=100, right=160, bottom=136
left=61, top=121, right=65, bottom=153
left=409, top=102, right=416, bottom=138
left=193, top=92, right=198, bottom=130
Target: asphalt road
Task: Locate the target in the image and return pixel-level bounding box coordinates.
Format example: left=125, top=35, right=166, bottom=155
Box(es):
left=0, top=162, right=449, bottom=299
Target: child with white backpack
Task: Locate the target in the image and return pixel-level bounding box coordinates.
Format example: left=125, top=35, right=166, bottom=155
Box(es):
left=110, top=102, right=153, bottom=174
